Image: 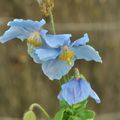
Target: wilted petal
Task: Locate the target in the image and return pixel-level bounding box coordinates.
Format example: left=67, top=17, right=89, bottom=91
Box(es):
left=73, top=45, right=102, bottom=62
left=42, top=59, right=74, bottom=80
left=35, top=47, right=60, bottom=61
left=72, top=33, right=89, bottom=46
left=0, top=27, right=30, bottom=43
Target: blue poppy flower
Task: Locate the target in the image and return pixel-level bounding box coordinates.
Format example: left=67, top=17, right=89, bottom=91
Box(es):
left=0, top=18, right=47, bottom=63
left=0, top=19, right=46, bottom=43
left=35, top=32, right=102, bottom=80
left=58, top=78, right=101, bottom=105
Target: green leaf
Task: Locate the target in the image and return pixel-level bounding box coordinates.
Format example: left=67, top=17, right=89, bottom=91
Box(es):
left=73, top=100, right=88, bottom=110
left=55, top=107, right=74, bottom=120
left=63, top=107, right=74, bottom=120
left=66, top=108, right=74, bottom=114
left=55, top=108, right=66, bottom=120
left=84, top=110, right=95, bottom=120
left=59, top=100, right=69, bottom=109
left=23, top=111, right=36, bottom=120
left=68, top=116, right=81, bottom=120
left=76, top=109, right=95, bottom=120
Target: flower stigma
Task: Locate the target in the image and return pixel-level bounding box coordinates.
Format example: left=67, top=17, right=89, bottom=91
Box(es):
left=59, top=46, right=74, bottom=65
left=27, top=31, right=43, bottom=47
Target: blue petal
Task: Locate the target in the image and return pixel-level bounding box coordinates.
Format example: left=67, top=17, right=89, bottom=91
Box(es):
left=42, top=32, right=72, bottom=48
left=72, top=45, right=102, bottom=62
left=40, top=29, right=48, bottom=37
left=39, top=29, right=48, bottom=44
left=58, top=79, right=91, bottom=105
left=71, top=33, right=89, bottom=46
left=35, top=47, right=61, bottom=61
left=28, top=47, right=43, bottom=64
left=58, top=79, right=101, bottom=105
left=42, top=59, right=74, bottom=80
left=0, top=27, right=30, bottom=43
left=8, top=19, right=46, bottom=32
left=90, top=89, right=101, bottom=103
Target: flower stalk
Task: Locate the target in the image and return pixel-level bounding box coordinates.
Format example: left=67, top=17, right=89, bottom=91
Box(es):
left=36, top=0, right=56, bottom=34
left=49, top=10, right=56, bottom=34
left=29, top=103, right=51, bottom=120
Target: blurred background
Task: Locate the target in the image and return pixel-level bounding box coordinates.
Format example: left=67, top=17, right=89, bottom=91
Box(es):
left=0, top=0, right=120, bottom=120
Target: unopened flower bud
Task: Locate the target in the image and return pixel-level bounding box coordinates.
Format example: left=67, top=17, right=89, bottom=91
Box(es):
left=23, top=111, right=36, bottom=120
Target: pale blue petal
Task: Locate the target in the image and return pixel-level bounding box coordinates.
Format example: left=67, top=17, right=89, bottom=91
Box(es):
left=72, top=33, right=89, bottom=46
left=57, top=91, right=64, bottom=101
left=40, top=29, right=48, bottom=44
left=8, top=19, right=46, bottom=32
left=42, top=59, right=74, bottom=80
left=75, top=80, right=91, bottom=103
left=72, top=45, right=102, bottom=62
left=90, top=89, right=101, bottom=103
left=40, top=29, right=48, bottom=37
left=0, top=27, right=30, bottom=43
left=28, top=49, right=43, bottom=64
left=35, top=47, right=61, bottom=61
left=43, top=32, right=72, bottom=48
left=27, top=44, right=42, bottom=63
left=58, top=79, right=101, bottom=105
left=40, top=30, right=70, bottom=47
left=58, top=79, right=91, bottom=105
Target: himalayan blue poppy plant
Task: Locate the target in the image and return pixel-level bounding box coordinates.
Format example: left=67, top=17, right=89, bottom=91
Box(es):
left=35, top=31, right=102, bottom=80
left=58, top=78, right=101, bottom=105
left=0, top=19, right=46, bottom=63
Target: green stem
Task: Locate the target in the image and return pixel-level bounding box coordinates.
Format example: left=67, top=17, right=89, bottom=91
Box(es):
left=63, top=76, right=67, bottom=83
left=59, top=80, right=62, bottom=88
left=49, top=10, right=56, bottom=34
left=29, top=103, right=51, bottom=120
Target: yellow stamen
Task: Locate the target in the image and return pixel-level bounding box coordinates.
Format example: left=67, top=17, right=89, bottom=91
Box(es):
left=67, top=58, right=72, bottom=66
left=59, top=50, right=74, bottom=65
left=27, top=31, right=43, bottom=47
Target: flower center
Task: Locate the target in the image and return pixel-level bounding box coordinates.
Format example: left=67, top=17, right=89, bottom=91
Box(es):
left=27, top=31, right=43, bottom=47
left=59, top=46, right=74, bottom=65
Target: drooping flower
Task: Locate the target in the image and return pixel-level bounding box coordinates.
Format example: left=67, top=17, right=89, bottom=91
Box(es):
left=34, top=32, right=102, bottom=80
left=0, top=19, right=46, bottom=63
left=58, top=78, right=101, bottom=105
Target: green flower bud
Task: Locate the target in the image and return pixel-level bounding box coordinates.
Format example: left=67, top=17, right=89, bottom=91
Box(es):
left=23, top=111, right=36, bottom=120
